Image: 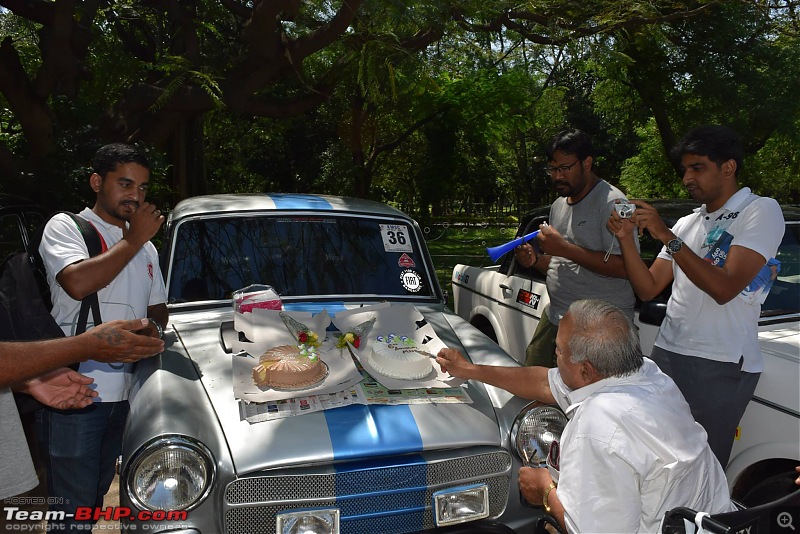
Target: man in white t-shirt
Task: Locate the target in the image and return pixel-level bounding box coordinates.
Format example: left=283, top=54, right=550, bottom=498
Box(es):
left=37, top=143, right=169, bottom=531
left=608, top=124, right=784, bottom=467
left=435, top=299, right=733, bottom=533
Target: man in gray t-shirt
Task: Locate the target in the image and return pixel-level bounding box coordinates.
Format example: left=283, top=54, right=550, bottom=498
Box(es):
left=516, top=129, right=637, bottom=366
left=0, top=388, right=38, bottom=500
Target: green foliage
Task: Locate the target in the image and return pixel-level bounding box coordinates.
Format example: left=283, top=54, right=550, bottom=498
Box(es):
left=149, top=57, right=223, bottom=112
left=746, top=125, right=800, bottom=203
left=620, top=120, right=686, bottom=199
left=2, top=0, right=800, bottom=211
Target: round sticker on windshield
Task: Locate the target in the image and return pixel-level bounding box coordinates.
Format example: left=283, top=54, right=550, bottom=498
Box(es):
left=400, top=269, right=423, bottom=293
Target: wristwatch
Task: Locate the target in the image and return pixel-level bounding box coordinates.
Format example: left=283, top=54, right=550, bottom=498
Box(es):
left=148, top=317, right=164, bottom=339
left=666, top=237, right=684, bottom=255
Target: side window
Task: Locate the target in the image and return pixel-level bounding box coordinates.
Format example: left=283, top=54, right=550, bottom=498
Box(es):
left=0, top=214, right=25, bottom=261
left=24, top=210, right=46, bottom=242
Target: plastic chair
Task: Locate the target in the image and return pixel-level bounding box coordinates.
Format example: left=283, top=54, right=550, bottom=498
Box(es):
left=662, top=488, right=800, bottom=533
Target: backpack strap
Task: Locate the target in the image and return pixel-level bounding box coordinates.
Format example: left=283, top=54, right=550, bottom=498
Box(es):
left=64, top=213, right=104, bottom=335
left=29, top=210, right=106, bottom=334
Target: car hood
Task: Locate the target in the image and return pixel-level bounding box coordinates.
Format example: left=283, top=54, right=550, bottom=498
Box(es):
left=156, top=304, right=512, bottom=475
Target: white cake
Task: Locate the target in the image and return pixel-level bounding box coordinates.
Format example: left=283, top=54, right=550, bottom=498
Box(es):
left=367, top=334, right=433, bottom=380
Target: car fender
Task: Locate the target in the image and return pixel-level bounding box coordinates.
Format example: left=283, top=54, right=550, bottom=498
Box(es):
left=468, top=303, right=506, bottom=346
left=122, top=334, right=235, bottom=531
left=727, top=440, right=800, bottom=494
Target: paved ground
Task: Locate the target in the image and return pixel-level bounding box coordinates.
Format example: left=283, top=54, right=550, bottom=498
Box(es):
left=95, top=475, right=121, bottom=530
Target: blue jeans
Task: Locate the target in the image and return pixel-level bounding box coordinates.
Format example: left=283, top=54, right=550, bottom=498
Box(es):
left=35, top=401, right=129, bottom=531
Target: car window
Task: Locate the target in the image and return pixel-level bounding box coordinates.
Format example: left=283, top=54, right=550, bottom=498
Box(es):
left=762, top=222, right=799, bottom=316
left=167, top=214, right=436, bottom=303
left=504, top=214, right=548, bottom=280
left=0, top=214, right=24, bottom=261
left=24, top=210, right=46, bottom=240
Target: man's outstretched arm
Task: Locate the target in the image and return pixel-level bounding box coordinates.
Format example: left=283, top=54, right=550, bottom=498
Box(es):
left=436, top=348, right=556, bottom=403
left=0, top=318, right=164, bottom=388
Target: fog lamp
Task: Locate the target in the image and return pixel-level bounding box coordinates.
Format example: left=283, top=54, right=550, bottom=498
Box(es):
left=276, top=508, right=340, bottom=534
left=432, top=483, right=490, bottom=527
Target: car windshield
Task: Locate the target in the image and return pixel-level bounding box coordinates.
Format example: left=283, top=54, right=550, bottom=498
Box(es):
left=762, top=221, right=800, bottom=316
left=166, top=213, right=436, bottom=303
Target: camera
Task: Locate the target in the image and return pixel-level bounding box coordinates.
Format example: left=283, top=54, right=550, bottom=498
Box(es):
left=615, top=203, right=636, bottom=219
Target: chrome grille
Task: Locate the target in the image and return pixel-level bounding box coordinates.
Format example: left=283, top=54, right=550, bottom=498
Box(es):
left=224, top=449, right=512, bottom=534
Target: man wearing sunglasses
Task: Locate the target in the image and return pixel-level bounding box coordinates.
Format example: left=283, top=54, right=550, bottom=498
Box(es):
left=515, top=129, right=637, bottom=367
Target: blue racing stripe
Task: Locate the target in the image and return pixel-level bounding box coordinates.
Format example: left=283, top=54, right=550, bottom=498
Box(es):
left=324, top=404, right=423, bottom=461
left=269, top=193, right=333, bottom=210
left=283, top=301, right=348, bottom=315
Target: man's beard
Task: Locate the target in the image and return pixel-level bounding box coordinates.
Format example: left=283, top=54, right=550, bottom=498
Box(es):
left=111, top=200, right=139, bottom=221
left=553, top=180, right=573, bottom=197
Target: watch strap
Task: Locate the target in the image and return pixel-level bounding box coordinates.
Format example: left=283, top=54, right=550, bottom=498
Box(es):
left=667, top=237, right=684, bottom=255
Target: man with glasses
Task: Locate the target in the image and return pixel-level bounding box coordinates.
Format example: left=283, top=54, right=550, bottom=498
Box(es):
left=515, top=129, right=636, bottom=367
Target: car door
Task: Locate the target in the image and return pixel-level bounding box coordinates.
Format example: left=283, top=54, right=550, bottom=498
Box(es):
left=0, top=199, right=47, bottom=261
left=493, top=215, right=551, bottom=362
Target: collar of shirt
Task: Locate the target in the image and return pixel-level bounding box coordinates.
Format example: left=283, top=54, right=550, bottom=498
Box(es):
left=80, top=207, right=126, bottom=238
left=695, top=187, right=752, bottom=218
left=561, top=360, right=662, bottom=417
left=562, top=365, right=643, bottom=417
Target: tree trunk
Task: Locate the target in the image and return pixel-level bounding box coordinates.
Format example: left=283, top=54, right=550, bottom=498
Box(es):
left=172, top=116, right=207, bottom=203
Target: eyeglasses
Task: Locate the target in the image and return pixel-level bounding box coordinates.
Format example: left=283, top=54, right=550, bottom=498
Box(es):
left=543, top=159, right=580, bottom=176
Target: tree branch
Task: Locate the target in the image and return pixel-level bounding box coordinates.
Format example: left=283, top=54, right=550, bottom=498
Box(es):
left=0, top=37, right=53, bottom=157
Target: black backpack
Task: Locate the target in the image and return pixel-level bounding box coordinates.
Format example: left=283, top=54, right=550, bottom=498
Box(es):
left=0, top=212, right=103, bottom=410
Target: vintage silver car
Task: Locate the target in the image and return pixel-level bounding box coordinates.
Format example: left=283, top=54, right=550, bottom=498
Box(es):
left=119, top=194, right=559, bottom=534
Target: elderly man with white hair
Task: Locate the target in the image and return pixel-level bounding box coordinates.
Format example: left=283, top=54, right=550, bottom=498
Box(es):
left=436, top=299, right=735, bottom=533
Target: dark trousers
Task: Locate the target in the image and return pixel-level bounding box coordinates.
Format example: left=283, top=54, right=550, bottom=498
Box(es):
left=524, top=309, right=559, bottom=368
left=650, top=346, right=759, bottom=467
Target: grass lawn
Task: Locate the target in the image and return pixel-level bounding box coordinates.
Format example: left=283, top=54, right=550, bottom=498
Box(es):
left=421, top=222, right=519, bottom=309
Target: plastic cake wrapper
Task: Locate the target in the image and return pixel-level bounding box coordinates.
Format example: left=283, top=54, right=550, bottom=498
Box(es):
left=331, top=303, right=465, bottom=390
left=232, top=284, right=283, bottom=313
left=233, top=308, right=332, bottom=351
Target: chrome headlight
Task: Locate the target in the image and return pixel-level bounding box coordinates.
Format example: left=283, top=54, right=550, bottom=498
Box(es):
left=432, top=484, right=490, bottom=527
left=510, top=403, right=567, bottom=467
left=125, top=435, right=215, bottom=511
left=276, top=509, right=340, bottom=534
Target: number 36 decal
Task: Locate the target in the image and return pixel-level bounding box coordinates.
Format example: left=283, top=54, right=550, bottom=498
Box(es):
left=380, top=224, right=414, bottom=253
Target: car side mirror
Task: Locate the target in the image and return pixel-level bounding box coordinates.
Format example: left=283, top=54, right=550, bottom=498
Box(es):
left=638, top=300, right=667, bottom=326
left=220, top=320, right=237, bottom=353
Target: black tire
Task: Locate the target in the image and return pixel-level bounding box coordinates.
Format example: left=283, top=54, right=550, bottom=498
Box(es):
left=740, top=471, right=798, bottom=507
